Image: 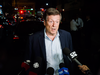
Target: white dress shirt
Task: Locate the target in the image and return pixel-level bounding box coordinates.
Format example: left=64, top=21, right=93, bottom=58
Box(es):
left=44, top=28, right=64, bottom=75
left=76, top=17, right=84, bottom=28
left=70, top=19, right=79, bottom=31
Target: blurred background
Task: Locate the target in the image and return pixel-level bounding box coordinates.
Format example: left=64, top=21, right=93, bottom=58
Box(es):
left=0, top=0, right=100, bottom=75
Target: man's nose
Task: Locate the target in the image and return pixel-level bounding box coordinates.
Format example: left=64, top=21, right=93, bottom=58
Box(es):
left=52, top=22, right=56, bottom=26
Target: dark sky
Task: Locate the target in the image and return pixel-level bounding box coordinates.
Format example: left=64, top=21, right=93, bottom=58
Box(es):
left=34, top=0, right=56, bottom=9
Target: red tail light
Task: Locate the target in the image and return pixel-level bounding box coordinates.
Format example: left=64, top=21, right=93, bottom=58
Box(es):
left=0, top=25, right=4, bottom=28
left=13, top=35, right=19, bottom=39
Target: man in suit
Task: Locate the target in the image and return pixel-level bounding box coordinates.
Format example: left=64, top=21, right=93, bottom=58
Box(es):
left=25, top=8, right=91, bottom=75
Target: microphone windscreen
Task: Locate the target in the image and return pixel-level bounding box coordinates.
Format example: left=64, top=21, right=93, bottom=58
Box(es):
left=28, top=71, right=37, bottom=75
left=47, top=67, right=54, bottom=75
left=59, top=63, right=65, bottom=69
left=33, top=57, right=42, bottom=65
left=63, top=47, right=71, bottom=56
left=21, top=62, right=30, bottom=71
left=30, top=57, right=42, bottom=74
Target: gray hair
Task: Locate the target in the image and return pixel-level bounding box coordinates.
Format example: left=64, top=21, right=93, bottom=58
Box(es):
left=43, top=8, right=62, bottom=21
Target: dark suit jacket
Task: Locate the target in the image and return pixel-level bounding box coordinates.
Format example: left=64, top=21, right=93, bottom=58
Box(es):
left=25, top=29, right=74, bottom=75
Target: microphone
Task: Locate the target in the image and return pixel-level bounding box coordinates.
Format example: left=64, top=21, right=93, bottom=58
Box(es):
left=28, top=57, right=42, bottom=75
left=58, top=63, right=70, bottom=75
left=63, top=47, right=82, bottom=65
left=85, top=70, right=93, bottom=75
left=63, top=48, right=93, bottom=75
left=46, top=67, right=54, bottom=75
left=18, top=60, right=31, bottom=75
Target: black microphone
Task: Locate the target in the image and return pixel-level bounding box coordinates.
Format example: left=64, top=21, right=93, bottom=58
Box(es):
left=63, top=47, right=93, bottom=75
left=85, top=70, right=93, bottom=75
left=59, top=63, right=65, bottom=68
left=63, top=47, right=82, bottom=65
left=46, top=67, right=54, bottom=75
left=28, top=57, right=42, bottom=75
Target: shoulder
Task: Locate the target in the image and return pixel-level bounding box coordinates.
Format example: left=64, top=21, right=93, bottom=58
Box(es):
left=78, top=18, right=83, bottom=21
left=59, top=29, right=71, bottom=35
left=29, top=29, right=44, bottom=39
left=58, top=29, right=72, bottom=40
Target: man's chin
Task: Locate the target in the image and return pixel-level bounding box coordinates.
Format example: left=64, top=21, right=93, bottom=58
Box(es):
left=51, top=32, right=57, bottom=35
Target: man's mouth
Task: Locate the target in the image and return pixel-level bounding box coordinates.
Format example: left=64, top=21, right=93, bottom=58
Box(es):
left=52, top=28, right=56, bottom=30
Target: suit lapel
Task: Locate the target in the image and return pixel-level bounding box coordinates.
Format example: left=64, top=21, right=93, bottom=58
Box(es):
left=59, top=30, right=69, bottom=64
left=39, top=31, right=46, bottom=61
left=59, top=30, right=65, bottom=50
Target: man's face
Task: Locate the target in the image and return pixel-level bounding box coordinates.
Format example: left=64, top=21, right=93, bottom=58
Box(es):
left=44, top=15, right=61, bottom=36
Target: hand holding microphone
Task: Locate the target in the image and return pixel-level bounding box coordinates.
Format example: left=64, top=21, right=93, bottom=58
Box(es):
left=78, top=65, right=90, bottom=74
left=63, top=47, right=93, bottom=75
left=78, top=65, right=93, bottom=75
left=63, top=47, right=82, bottom=65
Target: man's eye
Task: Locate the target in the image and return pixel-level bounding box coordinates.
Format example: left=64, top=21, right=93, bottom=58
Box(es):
left=56, top=21, right=58, bottom=23
left=49, top=21, right=53, bottom=23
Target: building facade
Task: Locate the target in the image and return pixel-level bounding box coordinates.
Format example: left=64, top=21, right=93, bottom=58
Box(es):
left=12, top=0, right=35, bottom=16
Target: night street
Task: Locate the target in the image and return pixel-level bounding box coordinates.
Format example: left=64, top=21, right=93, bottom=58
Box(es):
left=0, top=0, right=100, bottom=75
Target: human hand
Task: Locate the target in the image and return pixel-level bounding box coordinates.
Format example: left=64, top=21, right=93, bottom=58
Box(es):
left=78, top=65, right=90, bottom=74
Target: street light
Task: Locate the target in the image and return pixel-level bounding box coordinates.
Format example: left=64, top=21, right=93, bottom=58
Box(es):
left=46, top=3, right=48, bottom=6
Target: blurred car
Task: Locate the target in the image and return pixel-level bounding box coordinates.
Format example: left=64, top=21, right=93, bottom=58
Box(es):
left=15, top=21, right=44, bottom=36
left=14, top=21, right=44, bottom=45
left=0, top=16, right=8, bottom=25
left=0, top=16, right=13, bottom=37
left=6, top=17, right=16, bottom=26
left=0, top=24, right=4, bottom=40
left=0, top=17, right=5, bottom=40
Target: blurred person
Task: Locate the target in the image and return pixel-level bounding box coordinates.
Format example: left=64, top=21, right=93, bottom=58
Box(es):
left=25, top=8, right=91, bottom=75
left=70, top=15, right=79, bottom=50
left=75, top=14, right=84, bottom=49
left=82, top=14, right=94, bottom=75
left=84, top=14, right=93, bottom=51
left=75, top=14, right=84, bottom=30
